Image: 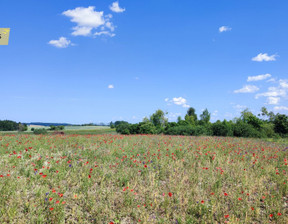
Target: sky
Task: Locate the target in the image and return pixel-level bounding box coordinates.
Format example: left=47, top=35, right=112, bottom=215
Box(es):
left=1, top=0, right=288, bottom=124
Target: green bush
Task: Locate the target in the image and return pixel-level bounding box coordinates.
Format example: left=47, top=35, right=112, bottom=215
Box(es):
left=33, top=128, right=48, bottom=135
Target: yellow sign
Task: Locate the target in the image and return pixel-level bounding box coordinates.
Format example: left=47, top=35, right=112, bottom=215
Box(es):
left=0, top=28, right=10, bottom=45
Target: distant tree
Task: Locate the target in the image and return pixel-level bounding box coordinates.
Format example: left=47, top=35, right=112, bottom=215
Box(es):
left=0, top=120, right=18, bottom=131
left=273, top=114, right=288, bottom=135
left=177, top=116, right=182, bottom=123
left=18, top=123, right=28, bottom=132
left=199, top=109, right=211, bottom=125
left=150, top=109, right=168, bottom=128
left=240, top=109, right=262, bottom=129
left=109, top=121, right=115, bottom=129
left=185, top=107, right=197, bottom=126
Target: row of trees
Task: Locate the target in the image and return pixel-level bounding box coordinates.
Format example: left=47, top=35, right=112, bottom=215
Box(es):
left=0, top=120, right=28, bottom=132
left=113, top=107, right=288, bottom=138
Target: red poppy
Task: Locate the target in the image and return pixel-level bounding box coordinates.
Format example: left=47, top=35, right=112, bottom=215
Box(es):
left=168, top=192, right=172, bottom=197
left=49, top=208, right=54, bottom=211
left=278, top=213, right=282, bottom=216
left=224, top=215, right=229, bottom=218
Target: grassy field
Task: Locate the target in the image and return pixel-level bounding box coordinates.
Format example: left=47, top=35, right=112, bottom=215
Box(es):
left=0, top=126, right=115, bottom=136
left=0, top=134, right=288, bottom=223
left=64, top=126, right=110, bottom=130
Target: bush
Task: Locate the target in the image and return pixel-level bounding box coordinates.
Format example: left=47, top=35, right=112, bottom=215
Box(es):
left=116, top=123, right=131, bottom=134
left=211, top=120, right=233, bottom=137
left=33, top=128, right=48, bottom=135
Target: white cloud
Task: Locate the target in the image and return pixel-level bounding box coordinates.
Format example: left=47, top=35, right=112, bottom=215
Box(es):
left=165, top=97, right=190, bottom=108
left=234, top=85, right=259, bottom=93
left=62, top=6, right=115, bottom=37
left=255, top=86, right=286, bottom=99
left=267, top=78, right=276, bottom=83
left=94, top=31, right=115, bottom=37
left=247, top=73, right=271, bottom=82
left=219, top=26, right=232, bottom=32
left=48, top=37, right=71, bottom=48
left=110, top=2, right=125, bottom=13
left=108, top=84, right=114, bottom=89
left=274, top=106, right=288, bottom=111
left=252, top=53, right=277, bottom=62
left=172, top=97, right=190, bottom=108
left=267, top=97, right=280, bottom=105
left=280, top=79, right=288, bottom=89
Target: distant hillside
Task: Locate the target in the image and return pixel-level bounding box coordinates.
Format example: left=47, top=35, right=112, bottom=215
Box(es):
left=25, top=122, right=109, bottom=127
left=25, top=122, right=73, bottom=126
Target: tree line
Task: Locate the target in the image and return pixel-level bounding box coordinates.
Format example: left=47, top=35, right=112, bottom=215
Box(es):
left=112, top=107, right=288, bottom=138
left=0, top=120, right=28, bottom=132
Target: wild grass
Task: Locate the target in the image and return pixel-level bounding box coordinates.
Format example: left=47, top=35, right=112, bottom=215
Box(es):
left=0, top=134, right=287, bottom=223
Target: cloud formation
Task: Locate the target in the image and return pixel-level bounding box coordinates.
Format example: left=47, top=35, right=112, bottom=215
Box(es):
left=255, top=79, right=288, bottom=105
left=247, top=74, right=271, bottom=82
left=62, top=6, right=115, bottom=37
left=234, top=85, right=259, bottom=93
left=252, top=53, right=277, bottom=62
left=165, top=97, right=190, bottom=108
left=110, top=2, right=125, bottom=13
left=108, top=84, right=114, bottom=89
left=219, top=26, right=232, bottom=32
left=48, top=37, right=71, bottom=48
left=274, top=106, right=288, bottom=111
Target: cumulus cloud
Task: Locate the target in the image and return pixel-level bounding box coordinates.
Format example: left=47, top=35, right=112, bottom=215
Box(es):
left=110, top=1, right=125, bottom=13
left=234, top=85, right=259, bottom=93
left=274, top=106, right=288, bottom=111
left=108, top=84, right=114, bottom=89
left=255, top=86, right=286, bottom=99
left=252, top=53, right=277, bottom=62
left=280, top=79, right=288, bottom=89
left=48, top=37, right=71, bottom=48
left=62, top=6, right=115, bottom=37
left=165, top=97, right=190, bottom=108
left=219, top=26, right=232, bottom=32
left=267, top=97, right=280, bottom=105
left=255, top=79, right=288, bottom=106
left=247, top=74, right=271, bottom=82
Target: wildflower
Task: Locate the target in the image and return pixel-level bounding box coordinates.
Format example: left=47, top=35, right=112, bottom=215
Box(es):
left=201, top=200, right=204, bottom=204
left=168, top=192, right=173, bottom=197
left=49, top=208, right=54, bottom=211
left=238, top=198, right=242, bottom=201
left=224, top=193, right=228, bottom=196
left=278, top=213, right=282, bottom=216
left=269, top=214, right=273, bottom=217
left=224, top=215, right=229, bottom=218
left=251, top=207, right=254, bottom=210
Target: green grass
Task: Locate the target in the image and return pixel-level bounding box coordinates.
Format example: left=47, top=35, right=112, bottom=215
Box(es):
left=64, top=125, right=109, bottom=130
left=0, top=134, right=287, bottom=223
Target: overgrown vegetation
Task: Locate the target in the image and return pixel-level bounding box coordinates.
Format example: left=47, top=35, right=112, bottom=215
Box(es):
left=113, top=107, right=288, bottom=138
left=0, top=134, right=287, bottom=223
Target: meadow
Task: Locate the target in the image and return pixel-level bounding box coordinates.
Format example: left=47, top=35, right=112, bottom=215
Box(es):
left=0, top=134, right=287, bottom=223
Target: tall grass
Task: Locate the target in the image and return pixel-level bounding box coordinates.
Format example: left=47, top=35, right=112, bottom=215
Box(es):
left=0, top=134, right=287, bottom=223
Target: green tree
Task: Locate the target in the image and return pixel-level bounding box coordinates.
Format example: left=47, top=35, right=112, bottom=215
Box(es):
left=273, top=114, right=288, bottom=135
left=185, top=107, right=198, bottom=125
left=150, top=109, right=168, bottom=128
left=200, top=109, right=211, bottom=124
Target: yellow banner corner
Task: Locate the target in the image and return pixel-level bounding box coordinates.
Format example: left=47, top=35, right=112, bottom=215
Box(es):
left=0, top=28, right=11, bottom=45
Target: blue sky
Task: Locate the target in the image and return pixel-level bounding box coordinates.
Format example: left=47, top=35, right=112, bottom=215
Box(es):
left=1, top=0, right=288, bottom=124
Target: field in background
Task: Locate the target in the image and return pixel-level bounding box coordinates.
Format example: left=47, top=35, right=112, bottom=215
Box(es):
left=0, top=134, right=288, bottom=223
left=64, top=125, right=109, bottom=130
left=0, top=125, right=116, bottom=135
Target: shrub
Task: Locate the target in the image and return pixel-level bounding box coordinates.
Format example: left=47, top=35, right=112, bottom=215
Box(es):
left=33, top=128, right=48, bottom=135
